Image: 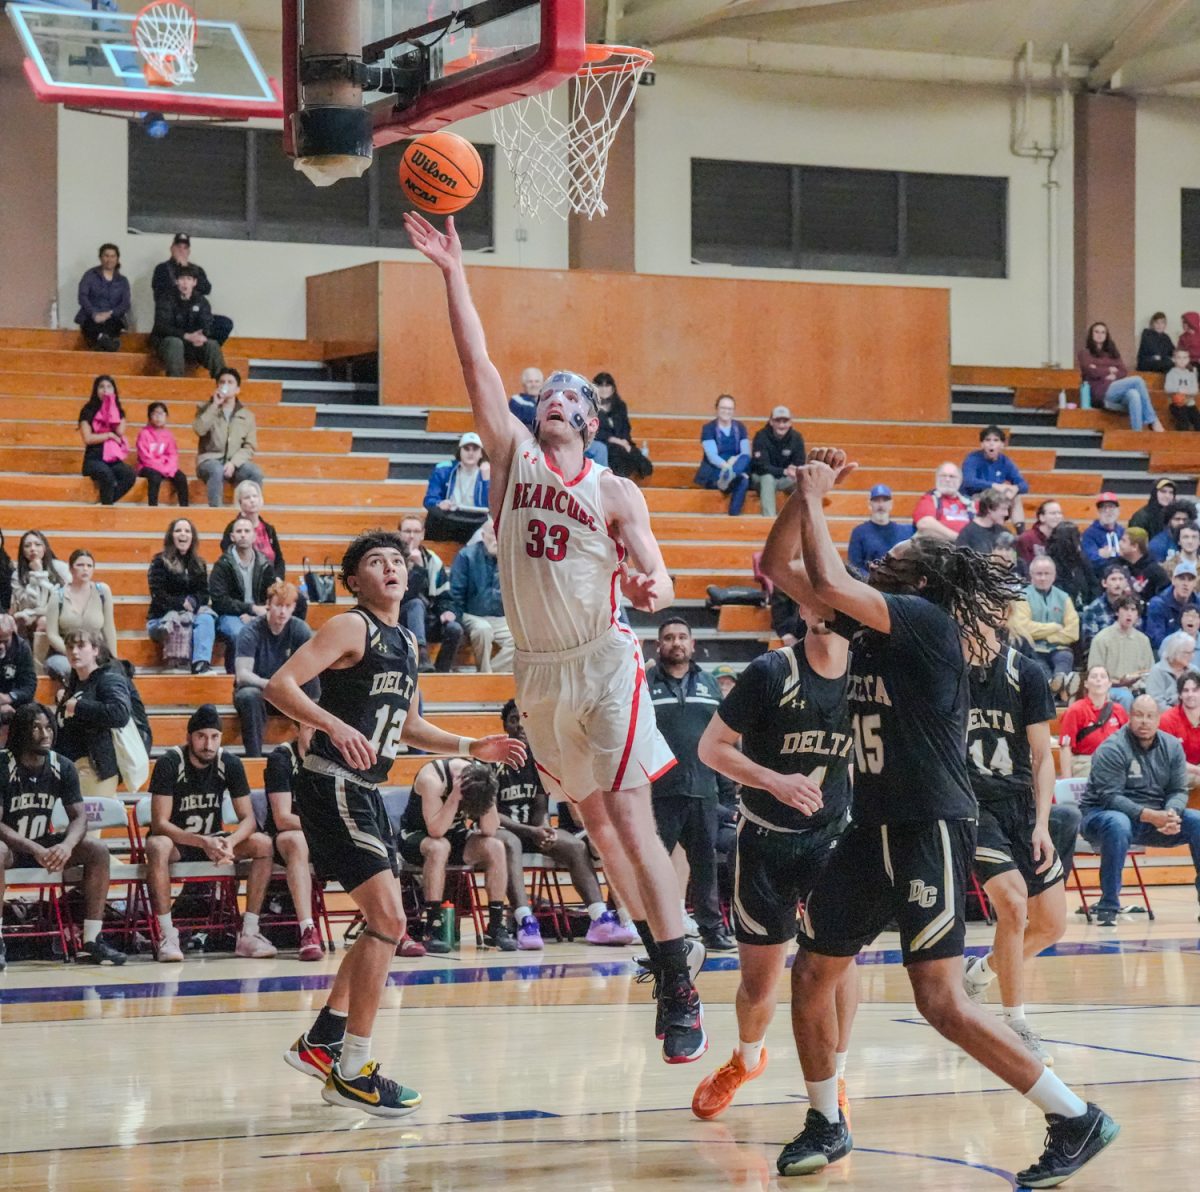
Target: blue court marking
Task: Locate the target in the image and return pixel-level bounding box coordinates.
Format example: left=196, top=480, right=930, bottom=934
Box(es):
left=452, top=1110, right=561, bottom=1122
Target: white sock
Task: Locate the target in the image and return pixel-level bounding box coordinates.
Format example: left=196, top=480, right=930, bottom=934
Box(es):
left=617, top=907, right=633, bottom=927
left=514, top=905, right=532, bottom=924
left=805, top=1075, right=840, bottom=1125
left=327, top=1005, right=347, bottom=1020
left=586, top=902, right=607, bottom=922
left=1002, top=1004, right=1026, bottom=1025
left=972, top=955, right=998, bottom=984
left=83, top=920, right=102, bottom=944
left=299, top=918, right=315, bottom=933
left=835, top=1051, right=848, bottom=1079
left=340, top=1032, right=372, bottom=1077
left=738, top=1038, right=765, bottom=1070
left=1025, top=1068, right=1087, bottom=1119
left=157, top=913, right=174, bottom=935
left=242, top=912, right=260, bottom=937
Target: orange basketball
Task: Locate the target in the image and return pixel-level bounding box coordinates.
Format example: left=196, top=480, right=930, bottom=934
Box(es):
left=398, top=132, right=483, bottom=215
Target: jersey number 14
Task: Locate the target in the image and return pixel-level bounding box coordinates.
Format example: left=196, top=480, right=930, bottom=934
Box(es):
left=969, top=736, right=1013, bottom=776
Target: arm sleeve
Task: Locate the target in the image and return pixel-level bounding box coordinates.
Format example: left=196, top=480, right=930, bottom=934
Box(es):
left=192, top=401, right=217, bottom=436
left=193, top=265, right=213, bottom=298
left=847, top=526, right=868, bottom=577
left=151, top=262, right=170, bottom=301
left=1086, top=740, right=1145, bottom=820
left=1137, top=329, right=1154, bottom=371
left=1144, top=600, right=1168, bottom=650
left=163, top=432, right=180, bottom=476
left=195, top=298, right=214, bottom=337
left=44, top=591, right=64, bottom=655
left=111, top=276, right=131, bottom=320
left=1005, top=456, right=1029, bottom=494
left=716, top=659, right=771, bottom=735
left=73, top=670, right=131, bottom=730
left=152, top=297, right=180, bottom=339
left=1165, top=739, right=1189, bottom=815
left=1080, top=526, right=1103, bottom=566
left=77, top=271, right=97, bottom=319
left=100, top=584, right=118, bottom=660
left=702, top=437, right=726, bottom=468
left=959, top=452, right=988, bottom=496
left=423, top=464, right=449, bottom=510
left=227, top=412, right=256, bottom=468
left=9, top=640, right=37, bottom=704
left=235, top=618, right=260, bottom=660
left=448, top=553, right=467, bottom=619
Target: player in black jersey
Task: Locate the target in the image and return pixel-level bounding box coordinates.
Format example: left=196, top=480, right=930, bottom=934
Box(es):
left=964, top=639, right=1067, bottom=1067
left=0, top=703, right=125, bottom=968
left=265, top=530, right=524, bottom=1119
left=762, top=449, right=1118, bottom=1187
left=691, top=570, right=859, bottom=1125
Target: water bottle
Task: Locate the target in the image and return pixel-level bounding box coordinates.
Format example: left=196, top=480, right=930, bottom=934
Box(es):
left=1079, top=381, right=1092, bottom=409
left=1057, top=388, right=1066, bottom=409
left=48, top=297, right=59, bottom=330
left=439, top=900, right=458, bottom=948
left=642, top=440, right=651, bottom=461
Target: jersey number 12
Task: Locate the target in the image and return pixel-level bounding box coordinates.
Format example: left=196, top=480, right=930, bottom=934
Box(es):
left=370, top=705, right=406, bottom=761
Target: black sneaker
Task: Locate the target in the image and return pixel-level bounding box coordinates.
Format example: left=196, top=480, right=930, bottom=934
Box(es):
left=777, top=1108, right=852, bottom=1176
left=484, top=921, right=517, bottom=951
left=0, top=936, right=6, bottom=971
left=660, top=971, right=707, bottom=1064
left=1015, top=1102, right=1119, bottom=1188
left=1095, top=908, right=1118, bottom=927
left=191, top=661, right=210, bottom=675
left=700, top=926, right=737, bottom=952
left=322, top=1059, right=422, bottom=1118
left=636, top=938, right=707, bottom=1039
left=77, top=938, right=126, bottom=966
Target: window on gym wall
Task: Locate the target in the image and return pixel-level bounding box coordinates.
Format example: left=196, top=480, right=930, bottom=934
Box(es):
left=691, top=159, right=1007, bottom=279
left=1182, top=189, right=1200, bottom=288
left=128, top=126, right=495, bottom=250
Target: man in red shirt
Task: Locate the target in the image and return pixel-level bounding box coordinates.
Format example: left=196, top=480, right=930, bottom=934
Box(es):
left=911, top=462, right=974, bottom=541
left=1159, top=670, right=1200, bottom=791
left=1058, top=665, right=1129, bottom=778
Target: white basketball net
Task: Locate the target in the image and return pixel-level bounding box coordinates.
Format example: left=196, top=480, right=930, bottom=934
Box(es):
left=491, top=46, right=653, bottom=220
left=133, top=1, right=198, bottom=86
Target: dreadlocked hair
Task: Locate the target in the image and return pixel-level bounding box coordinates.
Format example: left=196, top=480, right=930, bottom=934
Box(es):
left=902, top=536, right=1023, bottom=663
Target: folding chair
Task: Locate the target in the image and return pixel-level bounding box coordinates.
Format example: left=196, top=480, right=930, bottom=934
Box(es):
left=2, top=802, right=78, bottom=961
left=1054, top=778, right=1155, bottom=922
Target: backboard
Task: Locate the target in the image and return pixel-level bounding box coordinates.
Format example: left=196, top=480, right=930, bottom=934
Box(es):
left=6, top=2, right=282, bottom=119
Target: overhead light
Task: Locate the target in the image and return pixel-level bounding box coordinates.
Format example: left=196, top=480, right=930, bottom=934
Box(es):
left=142, top=111, right=170, bottom=138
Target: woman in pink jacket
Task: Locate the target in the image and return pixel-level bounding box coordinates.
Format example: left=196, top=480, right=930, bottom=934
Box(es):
left=136, top=401, right=190, bottom=506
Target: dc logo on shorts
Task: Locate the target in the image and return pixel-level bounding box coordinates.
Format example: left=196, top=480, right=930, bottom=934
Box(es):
left=907, top=880, right=938, bottom=908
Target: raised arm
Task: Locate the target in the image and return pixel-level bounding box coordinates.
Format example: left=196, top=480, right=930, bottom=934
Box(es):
left=403, top=213, right=526, bottom=461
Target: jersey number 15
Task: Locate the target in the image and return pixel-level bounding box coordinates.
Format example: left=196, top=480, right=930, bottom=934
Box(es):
left=853, top=713, right=884, bottom=775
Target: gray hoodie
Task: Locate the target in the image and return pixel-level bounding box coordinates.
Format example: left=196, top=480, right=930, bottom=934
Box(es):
left=1081, top=725, right=1188, bottom=819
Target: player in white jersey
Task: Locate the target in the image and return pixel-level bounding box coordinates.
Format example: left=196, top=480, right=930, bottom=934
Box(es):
left=405, top=211, right=707, bottom=1063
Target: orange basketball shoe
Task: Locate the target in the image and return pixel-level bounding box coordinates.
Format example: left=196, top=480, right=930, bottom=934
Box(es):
left=692, top=1047, right=768, bottom=1120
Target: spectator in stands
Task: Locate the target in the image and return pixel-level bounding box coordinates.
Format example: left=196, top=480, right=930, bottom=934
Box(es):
left=1082, top=492, right=1124, bottom=573
left=145, top=704, right=276, bottom=963
left=53, top=629, right=131, bottom=797
left=1164, top=348, right=1200, bottom=431
left=1146, top=635, right=1195, bottom=710
left=593, top=372, right=652, bottom=481
left=218, top=482, right=303, bottom=622
left=695, top=394, right=751, bottom=517
left=151, top=233, right=233, bottom=343
left=710, top=663, right=738, bottom=698
left=509, top=367, right=541, bottom=430
left=1129, top=478, right=1177, bottom=538
left=1137, top=311, right=1175, bottom=373
left=1144, top=561, right=1200, bottom=651
left=1046, top=522, right=1099, bottom=609
left=1165, top=523, right=1200, bottom=572
left=1087, top=596, right=1154, bottom=711
left=136, top=402, right=189, bottom=507
left=78, top=375, right=135, bottom=507
left=210, top=516, right=273, bottom=673
left=1159, top=608, right=1200, bottom=660
left=1118, top=527, right=1170, bottom=600
left=749, top=405, right=805, bottom=518
left=1081, top=564, right=1134, bottom=651
left=398, top=514, right=462, bottom=673
left=1011, top=556, right=1080, bottom=699
left=1058, top=664, right=1128, bottom=778
left=448, top=521, right=512, bottom=673
left=494, top=699, right=634, bottom=944
left=193, top=369, right=263, bottom=508
left=956, top=487, right=1010, bottom=554
left=1159, top=672, right=1200, bottom=789
left=11, top=531, right=69, bottom=670
left=146, top=518, right=216, bottom=674
left=75, top=243, right=131, bottom=353
left=846, top=484, right=913, bottom=577
left=423, top=431, right=490, bottom=542
left=233, top=581, right=315, bottom=758
left=1148, top=502, right=1195, bottom=563
left=0, top=702, right=127, bottom=967
left=152, top=267, right=226, bottom=379
left=0, top=615, right=36, bottom=748
left=1015, top=499, right=1063, bottom=565
left=960, top=424, right=1028, bottom=526
left=0, top=529, right=12, bottom=619
left=1179, top=311, right=1200, bottom=365
left=991, top=531, right=1026, bottom=580
left=1080, top=694, right=1199, bottom=926
left=1078, top=321, right=1164, bottom=432
left=646, top=618, right=736, bottom=952
left=43, top=550, right=118, bottom=684
left=399, top=757, right=519, bottom=952
left=912, top=462, right=973, bottom=540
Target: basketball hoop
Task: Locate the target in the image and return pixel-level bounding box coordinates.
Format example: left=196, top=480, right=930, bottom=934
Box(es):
left=133, top=1, right=198, bottom=87
left=490, top=44, right=653, bottom=220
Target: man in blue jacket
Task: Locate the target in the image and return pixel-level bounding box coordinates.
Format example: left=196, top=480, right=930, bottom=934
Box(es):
left=1081, top=493, right=1125, bottom=574
left=423, top=432, right=491, bottom=542
left=961, top=426, right=1028, bottom=527
left=846, top=485, right=913, bottom=577
left=1144, top=560, right=1200, bottom=650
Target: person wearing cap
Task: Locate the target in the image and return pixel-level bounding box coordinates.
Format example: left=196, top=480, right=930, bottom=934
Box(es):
left=1116, top=528, right=1170, bottom=600
left=749, top=406, right=805, bottom=518
left=145, top=703, right=277, bottom=963
left=1144, top=560, right=1200, bottom=651
left=961, top=425, right=1028, bottom=527
left=847, top=484, right=913, bottom=577
left=422, top=431, right=491, bottom=543
left=1147, top=501, right=1196, bottom=562
left=1129, top=478, right=1178, bottom=539
left=1014, top=500, right=1063, bottom=565
left=1010, top=557, right=1081, bottom=699
left=696, top=394, right=752, bottom=517
left=151, top=233, right=233, bottom=344
left=1080, top=564, right=1135, bottom=651
left=911, top=462, right=974, bottom=542
left=956, top=487, right=1011, bottom=554
left=710, top=663, right=738, bottom=699
left=1081, top=493, right=1124, bottom=574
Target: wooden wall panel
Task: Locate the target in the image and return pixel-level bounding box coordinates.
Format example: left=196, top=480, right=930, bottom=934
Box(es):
left=375, top=263, right=950, bottom=421
left=306, top=264, right=381, bottom=358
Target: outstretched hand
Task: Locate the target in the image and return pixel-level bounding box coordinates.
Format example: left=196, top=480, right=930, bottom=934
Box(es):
left=619, top=562, right=664, bottom=612
left=797, top=447, right=858, bottom=499
left=470, top=733, right=527, bottom=769
left=403, top=212, right=463, bottom=271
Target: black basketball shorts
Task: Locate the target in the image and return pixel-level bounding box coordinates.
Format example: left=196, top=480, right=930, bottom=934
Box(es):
left=398, top=824, right=472, bottom=868
left=798, top=818, right=975, bottom=966
left=4, top=832, right=67, bottom=868
left=732, top=816, right=845, bottom=946
left=295, top=769, right=397, bottom=894
left=974, top=796, right=1065, bottom=896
